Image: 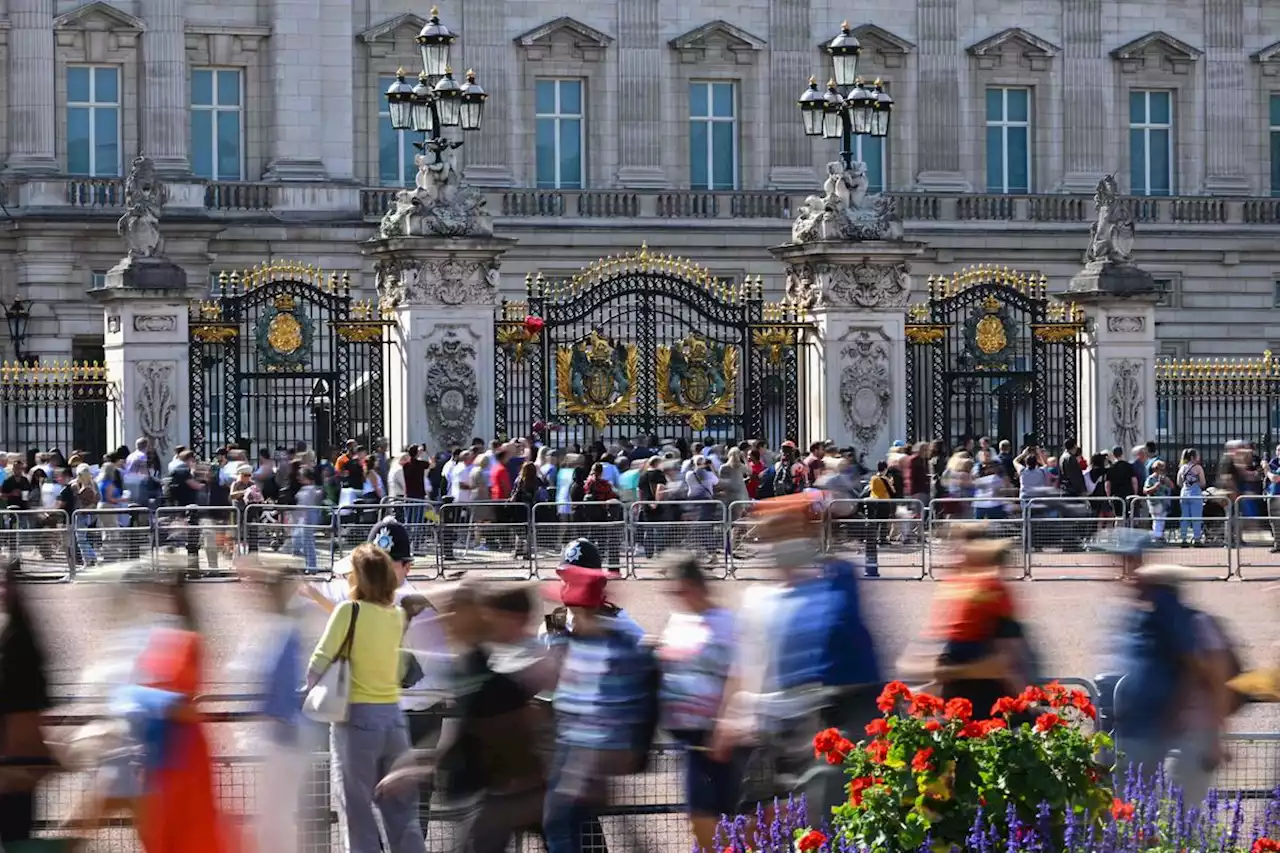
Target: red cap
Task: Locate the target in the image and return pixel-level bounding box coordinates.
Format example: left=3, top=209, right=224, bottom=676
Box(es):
left=542, top=566, right=610, bottom=608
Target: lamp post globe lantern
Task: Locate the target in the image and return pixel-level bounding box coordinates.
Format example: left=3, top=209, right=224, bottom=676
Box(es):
left=821, top=81, right=844, bottom=139
left=797, top=77, right=826, bottom=137
left=871, top=83, right=894, bottom=138
left=432, top=69, right=462, bottom=127
left=385, top=70, right=415, bottom=131
left=846, top=79, right=876, bottom=136
left=411, top=71, right=434, bottom=133
left=4, top=298, right=29, bottom=363
left=416, top=6, right=456, bottom=80
left=825, top=21, right=861, bottom=88
left=459, top=70, right=487, bottom=131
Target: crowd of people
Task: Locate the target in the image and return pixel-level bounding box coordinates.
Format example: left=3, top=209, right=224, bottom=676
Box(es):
left=0, top=450, right=1266, bottom=853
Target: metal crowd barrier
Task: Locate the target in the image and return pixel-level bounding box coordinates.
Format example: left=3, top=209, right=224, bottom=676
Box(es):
left=17, top=492, right=1280, bottom=581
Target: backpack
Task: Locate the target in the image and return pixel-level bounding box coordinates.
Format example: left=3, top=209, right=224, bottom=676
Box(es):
left=1191, top=609, right=1246, bottom=714
left=774, top=462, right=798, bottom=496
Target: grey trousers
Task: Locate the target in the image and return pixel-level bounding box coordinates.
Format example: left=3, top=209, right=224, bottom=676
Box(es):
left=331, top=703, right=426, bottom=853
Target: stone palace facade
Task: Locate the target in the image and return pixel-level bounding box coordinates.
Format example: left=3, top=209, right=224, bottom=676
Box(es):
left=1, top=0, right=1279, bottom=375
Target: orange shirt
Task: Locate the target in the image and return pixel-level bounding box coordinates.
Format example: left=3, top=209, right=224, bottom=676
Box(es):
left=928, top=573, right=1013, bottom=644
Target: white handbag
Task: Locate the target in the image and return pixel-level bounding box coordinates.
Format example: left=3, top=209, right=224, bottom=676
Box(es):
left=303, top=602, right=360, bottom=723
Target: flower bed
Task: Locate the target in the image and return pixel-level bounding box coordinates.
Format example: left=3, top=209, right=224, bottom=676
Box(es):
left=715, top=681, right=1280, bottom=853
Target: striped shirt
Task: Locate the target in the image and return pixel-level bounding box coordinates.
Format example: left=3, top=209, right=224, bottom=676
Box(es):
left=552, top=616, right=654, bottom=750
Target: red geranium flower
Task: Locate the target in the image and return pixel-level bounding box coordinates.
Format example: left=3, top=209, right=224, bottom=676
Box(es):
left=1019, top=685, right=1048, bottom=705
left=1034, top=713, right=1064, bottom=733
left=877, top=681, right=913, bottom=713
left=991, top=696, right=1029, bottom=717
left=866, top=739, right=890, bottom=764
left=944, top=697, right=973, bottom=722
left=958, top=721, right=987, bottom=739
left=1253, top=840, right=1280, bottom=853
left=911, top=747, right=936, bottom=773
left=1044, top=681, right=1070, bottom=707
left=1071, top=692, right=1098, bottom=719
left=827, top=737, right=854, bottom=765
left=813, top=727, right=840, bottom=758
left=981, top=718, right=1008, bottom=735
left=1111, top=798, right=1136, bottom=822
left=924, top=720, right=943, bottom=733
left=797, top=829, right=827, bottom=852
left=848, top=775, right=886, bottom=807
left=909, top=692, right=945, bottom=718
left=865, top=718, right=889, bottom=738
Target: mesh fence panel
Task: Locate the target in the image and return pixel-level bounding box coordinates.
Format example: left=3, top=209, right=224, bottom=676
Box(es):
left=825, top=498, right=926, bottom=579
left=245, top=504, right=337, bottom=575
left=154, top=507, right=239, bottom=578
left=0, top=509, right=72, bottom=578
left=532, top=502, right=628, bottom=578
left=1235, top=496, right=1280, bottom=580
left=70, top=509, right=156, bottom=577
left=438, top=501, right=534, bottom=579
left=1126, top=495, right=1233, bottom=579
left=1022, top=497, right=1126, bottom=580
left=629, top=501, right=724, bottom=579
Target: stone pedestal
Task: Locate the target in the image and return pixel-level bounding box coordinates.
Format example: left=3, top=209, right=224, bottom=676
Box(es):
left=362, top=236, right=516, bottom=451
left=770, top=239, right=926, bottom=461
left=90, top=263, right=202, bottom=457
left=1068, top=262, right=1160, bottom=455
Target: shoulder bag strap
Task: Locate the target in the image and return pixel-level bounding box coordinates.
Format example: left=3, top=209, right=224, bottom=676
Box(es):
left=336, top=601, right=360, bottom=662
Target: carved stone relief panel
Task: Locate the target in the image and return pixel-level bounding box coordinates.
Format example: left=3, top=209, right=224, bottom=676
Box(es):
left=423, top=325, right=480, bottom=450
left=839, top=329, right=893, bottom=454
left=1108, top=358, right=1144, bottom=452
left=135, top=360, right=178, bottom=455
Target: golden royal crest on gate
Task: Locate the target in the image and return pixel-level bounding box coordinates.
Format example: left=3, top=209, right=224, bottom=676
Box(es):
left=554, top=332, right=638, bottom=429
left=657, top=334, right=739, bottom=431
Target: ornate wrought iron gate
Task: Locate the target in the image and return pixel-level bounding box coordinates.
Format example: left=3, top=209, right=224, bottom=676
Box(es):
left=495, top=246, right=813, bottom=447
left=905, top=265, right=1082, bottom=451
left=189, top=262, right=394, bottom=459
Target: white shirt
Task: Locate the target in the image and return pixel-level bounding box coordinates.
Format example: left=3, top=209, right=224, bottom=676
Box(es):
left=449, top=463, right=475, bottom=502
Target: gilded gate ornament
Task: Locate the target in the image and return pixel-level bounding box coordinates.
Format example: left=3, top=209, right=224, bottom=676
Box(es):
left=554, top=332, right=638, bottom=429
left=657, top=334, right=740, bottom=431
left=256, top=294, right=315, bottom=371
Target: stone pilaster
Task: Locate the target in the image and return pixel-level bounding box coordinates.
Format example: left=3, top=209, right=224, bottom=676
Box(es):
left=1059, top=0, right=1107, bottom=192
left=914, top=0, right=970, bottom=191
left=616, top=0, right=666, bottom=188
left=461, top=0, right=514, bottom=187
left=91, top=276, right=202, bottom=457
left=140, top=0, right=190, bottom=177
left=362, top=236, right=517, bottom=450
left=316, top=0, right=354, bottom=181
left=770, top=240, right=926, bottom=461
left=767, top=0, right=814, bottom=189
left=1072, top=299, right=1159, bottom=456
left=6, top=0, right=58, bottom=175
left=1202, top=0, right=1250, bottom=194
left=263, top=0, right=328, bottom=180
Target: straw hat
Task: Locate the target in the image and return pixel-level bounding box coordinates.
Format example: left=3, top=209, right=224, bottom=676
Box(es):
left=1131, top=563, right=1198, bottom=586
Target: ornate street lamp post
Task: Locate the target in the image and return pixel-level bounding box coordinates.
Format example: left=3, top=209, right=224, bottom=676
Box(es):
left=3, top=298, right=30, bottom=363
left=797, top=22, right=894, bottom=171
left=384, top=7, right=489, bottom=163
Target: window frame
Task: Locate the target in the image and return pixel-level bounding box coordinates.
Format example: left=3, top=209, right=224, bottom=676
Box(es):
left=190, top=67, right=245, bottom=182
left=984, top=86, right=1032, bottom=194
left=850, top=134, right=888, bottom=194
left=1128, top=89, right=1175, bottom=197
left=534, top=78, right=586, bottom=190
left=688, top=80, right=739, bottom=192
left=375, top=72, right=420, bottom=188
left=1271, top=93, right=1280, bottom=198
left=66, top=64, right=122, bottom=178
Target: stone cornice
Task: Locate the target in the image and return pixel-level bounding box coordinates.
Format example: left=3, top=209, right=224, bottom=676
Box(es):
left=967, top=27, right=1060, bottom=58
left=53, top=1, right=145, bottom=32
left=671, top=20, right=767, bottom=63
left=1110, top=31, right=1202, bottom=62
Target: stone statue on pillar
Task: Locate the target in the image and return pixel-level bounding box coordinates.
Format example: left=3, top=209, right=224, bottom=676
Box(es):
left=790, top=160, right=904, bottom=244
left=118, top=155, right=165, bottom=259
left=378, top=147, right=494, bottom=240
left=771, top=158, right=924, bottom=459
left=1067, top=173, right=1159, bottom=455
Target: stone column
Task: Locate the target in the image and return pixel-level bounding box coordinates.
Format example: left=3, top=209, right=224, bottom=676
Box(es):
left=363, top=236, right=515, bottom=450
left=615, top=0, right=666, bottom=188
left=914, top=0, right=970, bottom=191
left=1068, top=264, right=1159, bottom=455
left=1060, top=0, right=1107, bottom=192
left=461, top=0, right=514, bottom=187
left=7, top=0, right=58, bottom=175
left=1202, top=0, right=1250, bottom=194
left=767, top=0, right=814, bottom=189
left=770, top=240, right=926, bottom=462
left=263, top=0, right=328, bottom=180
left=140, top=0, right=189, bottom=177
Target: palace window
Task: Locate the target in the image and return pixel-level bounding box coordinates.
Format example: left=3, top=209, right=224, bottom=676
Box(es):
left=535, top=79, right=585, bottom=189
left=1271, top=94, right=1280, bottom=197
left=689, top=81, right=737, bottom=191
left=377, top=74, right=419, bottom=187
left=1129, top=90, right=1173, bottom=196
left=191, top=68, right=244, bottom=181
left=985, top=87, right=1030, bottom=194
left=67, top=66, right=121, bottom=177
